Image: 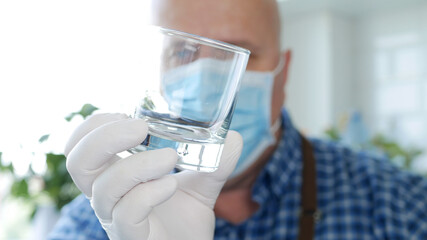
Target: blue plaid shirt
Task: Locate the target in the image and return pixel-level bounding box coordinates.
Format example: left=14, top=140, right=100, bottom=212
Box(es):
left=49, top=110, right=427, bottom=239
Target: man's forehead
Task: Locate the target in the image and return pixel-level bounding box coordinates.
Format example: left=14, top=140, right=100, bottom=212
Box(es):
left=151, top=0, right=279, bottom=50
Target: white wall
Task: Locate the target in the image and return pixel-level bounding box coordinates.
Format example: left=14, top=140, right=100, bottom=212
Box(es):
left=281, top=12, right=332, bottom=136
left=330, top=14, right=355, bottom=125
left=281, top=11, right=354, bottom=136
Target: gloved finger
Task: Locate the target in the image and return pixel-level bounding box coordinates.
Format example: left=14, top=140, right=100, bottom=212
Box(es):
left=64, top=113, right=129, bottom=157
left=66, top=118, right=148, bottom=197
left=110, top=175, right=178, bottom=240
left=91, top=148, right=178, bottom=221
left=174, top=130, right=243, bottom=208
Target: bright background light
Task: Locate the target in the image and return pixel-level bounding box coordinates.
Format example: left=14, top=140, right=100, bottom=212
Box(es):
left=0, top=1, right=152, bottom=239
left=0, top=0, right=152, bottom=165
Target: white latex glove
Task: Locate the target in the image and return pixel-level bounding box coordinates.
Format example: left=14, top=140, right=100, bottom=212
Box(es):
left=65, top=113, right=243, bottom=240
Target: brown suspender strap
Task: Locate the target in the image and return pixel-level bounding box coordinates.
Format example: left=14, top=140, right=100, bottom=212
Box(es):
left=298, top=135, right=318, bottom=240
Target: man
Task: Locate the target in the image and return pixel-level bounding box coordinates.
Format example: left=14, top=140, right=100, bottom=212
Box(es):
left=49, top=0, right=427, bottom=239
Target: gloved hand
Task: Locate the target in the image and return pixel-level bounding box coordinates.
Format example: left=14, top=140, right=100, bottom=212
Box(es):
left=65, top=113, right=243, bottom=240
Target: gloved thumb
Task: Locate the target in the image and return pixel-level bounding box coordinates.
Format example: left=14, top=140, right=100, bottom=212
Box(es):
left=174, top=130, right=243, bottom=208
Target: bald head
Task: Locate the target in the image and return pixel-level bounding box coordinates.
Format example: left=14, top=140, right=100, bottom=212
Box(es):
left=150, top=0, right=281, bottom=71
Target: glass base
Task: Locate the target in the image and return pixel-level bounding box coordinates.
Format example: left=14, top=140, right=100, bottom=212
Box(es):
left=128, top=134, right=224, bottom=173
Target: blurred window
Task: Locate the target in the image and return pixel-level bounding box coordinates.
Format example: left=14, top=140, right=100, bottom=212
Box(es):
left=374, top=35, right=427, bottom=147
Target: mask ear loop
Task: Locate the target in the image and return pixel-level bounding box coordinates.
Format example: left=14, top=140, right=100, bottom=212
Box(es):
left=272, top=55, right=286, bottom=76
left=270, top=55, right=285, bottom=135
left=270, top=117, right=282, bottom=133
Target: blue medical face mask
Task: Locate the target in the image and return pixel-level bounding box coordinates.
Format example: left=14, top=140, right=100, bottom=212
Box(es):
left=161, top=56, right=284, bottom=176
left=229, top=56, right=284, bottom=178
left=161, top=58, right=230, bottom=123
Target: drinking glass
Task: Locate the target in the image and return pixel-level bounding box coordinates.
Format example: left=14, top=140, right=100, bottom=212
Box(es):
left=130, top=26, right=250, bottom=172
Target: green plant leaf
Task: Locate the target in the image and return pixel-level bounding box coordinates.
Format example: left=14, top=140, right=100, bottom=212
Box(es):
left=370, top=134, right=423, bottom=171
left=39, top=134, right=50, bottom=143
left=10, top=178, right=30, bottom=198
left=0, top=152, right=14, bottom=173
left=65, top=103, right=99, bottom=121
left=2, top=163, right=14, bottom=173
left=79, top=104, right=99, bottom=118
left=65, top=113, right=77, bottom=122
left=324, top=127, right=341, bottom=141
left=43, top=152, right=80, bottom=210
left=30, top=207, right=37, bottom=219
left=45, top=153, right=67, bottom=172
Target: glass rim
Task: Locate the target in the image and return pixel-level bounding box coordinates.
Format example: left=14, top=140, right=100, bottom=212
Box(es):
left=150, top=25, right=251, bottom=56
